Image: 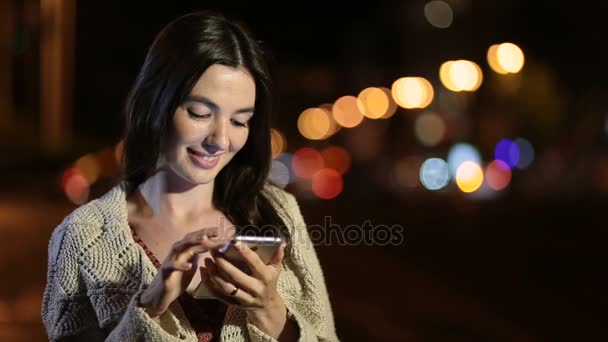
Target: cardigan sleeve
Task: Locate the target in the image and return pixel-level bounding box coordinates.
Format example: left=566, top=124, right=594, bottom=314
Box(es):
left=247, top=189, right=339, bottom=342
left=41, top=218, right=197, bottom=342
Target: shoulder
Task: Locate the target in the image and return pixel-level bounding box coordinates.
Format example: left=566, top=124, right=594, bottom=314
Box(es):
left=262, top=182, right=299, bottom=213
left=48, top=183, right=127, bottom=261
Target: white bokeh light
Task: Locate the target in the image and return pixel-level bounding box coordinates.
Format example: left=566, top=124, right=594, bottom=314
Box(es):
left=420, top=158, right=451, bottom=190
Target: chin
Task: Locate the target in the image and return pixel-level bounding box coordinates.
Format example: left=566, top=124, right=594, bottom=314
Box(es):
left=187, top=169, right=221, bottom=185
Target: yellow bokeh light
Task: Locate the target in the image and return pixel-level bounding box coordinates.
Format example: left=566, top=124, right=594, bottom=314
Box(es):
left=332, top=96, right=364, bottom=128
left=472, top=61, right=484, bottom=91
left=487, top=44, right=508, bottom=74
left=271, top=128, right=286, bottom=158
left=319, top=104, right=341, bottom=137
left=391, top=77, right=434, bottom=109
left=297, top=108, right=331, bottom=140
left=379, top=87, right=398, bottom=119
left=357, top=87, right=389, bottom=119
left=497, top=42, right=525, bottom=73
left=439, top=61, right=458, bottom=91
left=440, top=60, right=483, bottom=92
left=455, top=161, right=484, bottom=193
left=450, top=60, right=482, bottom=91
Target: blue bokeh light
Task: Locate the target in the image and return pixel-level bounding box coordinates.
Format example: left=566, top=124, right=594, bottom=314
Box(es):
left=514, top=138, right=534, bottom=169
left=494, top=138, right=520, bottom=169
left=447, top=143, right=482, bottom=177
left=420, top=158, right=450, bottom=190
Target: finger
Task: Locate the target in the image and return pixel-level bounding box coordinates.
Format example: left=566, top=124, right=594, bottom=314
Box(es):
left=171, top=235, right=227, bottom=266
left=172, top=229, right=229, bottom=254
left=203, top=261, right=251, bottom=306
left=181, top=253, right=199, bottom=289
left=210, top=250, right=262, bottom=296
left=234, top=242, right=268, bottom=279
left=200, top=267, right=235, bottom=305
left=268, top=242, right=287, bottom=269
left=205, top=259, right=256, bottom=305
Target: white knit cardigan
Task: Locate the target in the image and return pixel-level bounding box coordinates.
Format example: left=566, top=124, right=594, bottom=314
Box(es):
left=41, top=183, right=338, bottom=341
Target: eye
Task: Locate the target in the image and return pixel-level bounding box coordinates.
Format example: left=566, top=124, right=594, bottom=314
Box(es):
left=231, top=119, right=248, bottom=128
left=187, top=109, right=211, bottom=119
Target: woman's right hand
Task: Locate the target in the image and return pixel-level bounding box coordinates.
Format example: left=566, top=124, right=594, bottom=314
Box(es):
left=138, top=227, right=229, bottom=318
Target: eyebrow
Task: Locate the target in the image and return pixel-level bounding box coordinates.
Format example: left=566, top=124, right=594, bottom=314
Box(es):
left=185, top=95, right=255, bottom=115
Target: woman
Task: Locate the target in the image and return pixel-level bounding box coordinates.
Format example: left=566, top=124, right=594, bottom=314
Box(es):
left=42, top=11, right=338, bottom=341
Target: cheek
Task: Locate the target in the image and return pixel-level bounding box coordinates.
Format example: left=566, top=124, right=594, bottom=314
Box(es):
left=174, top=120, right=209, bottom=144
left=230, top=130, right=250, bottom=152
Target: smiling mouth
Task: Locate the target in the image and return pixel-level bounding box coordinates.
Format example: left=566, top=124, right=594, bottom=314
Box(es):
left=187, top=148, right=221, bottom=169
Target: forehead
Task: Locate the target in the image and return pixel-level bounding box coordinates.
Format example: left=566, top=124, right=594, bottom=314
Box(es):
left=189, top=64, right=256, bottom=106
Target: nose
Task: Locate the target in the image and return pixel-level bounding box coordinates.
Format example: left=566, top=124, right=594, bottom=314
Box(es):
left=203, top=118, right=229, bottom=154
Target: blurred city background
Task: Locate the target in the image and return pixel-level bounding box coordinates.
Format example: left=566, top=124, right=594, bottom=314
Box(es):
left=1, top=0, right=607, bottom=341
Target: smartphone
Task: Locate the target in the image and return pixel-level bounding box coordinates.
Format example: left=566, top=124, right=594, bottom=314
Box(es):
left=192, top=235, right=284, bottom=299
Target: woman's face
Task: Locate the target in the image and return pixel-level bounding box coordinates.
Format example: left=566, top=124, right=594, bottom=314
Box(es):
left=163, top=64, right=256, bottom=186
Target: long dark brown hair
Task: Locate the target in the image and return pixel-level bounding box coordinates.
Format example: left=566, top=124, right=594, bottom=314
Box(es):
left=121, top=11, right=290, bottom=241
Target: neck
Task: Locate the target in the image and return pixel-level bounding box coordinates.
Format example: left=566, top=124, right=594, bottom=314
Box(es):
left=137, top=169, right=215, bottom=224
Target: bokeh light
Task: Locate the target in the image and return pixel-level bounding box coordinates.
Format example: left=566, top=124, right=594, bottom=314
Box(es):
left=488, top=42, right=525, bottom=74
left=332, top=96, right=365, bottom=128
left=319, top=104, right=342, bottom=137
left=292, top=147, right=324, bottom=179
left=494, top=138, right=520, bottom=169
left=61, top=167, right=90, bottom=205
left=312, top=168, right=343, bottom=200
left=268, top=159, right=291, bottom=188
left=391, top=77, right=434, bottom=109
left=275, top=152, right=294, bottom=182
left=451, top=60, right=482, bottom=91
left=298, top=108, right=331, bottom=140
left=379, top=87, right=398, bottom=119
left=420, top=158, right=450, bottom=190
left=96, top=147, right=120, bottom=178
left=440, top=60, right=483, bottom=92
left=486, top=160, right=512, bottom=191
left=447, top=143, right=482, bottom=177
left=514, top=138, right=534, bottom=169
left=424, top=0, right=454, bottom=29
left=497, top=42, right=525, bottom=73
left=487, top=44, right=508, bottom=74
left=414, top=112, right=446, bottom=146
left=114, top=139, right=124, bottom=165
left=439, top=61, right=456, bottom=90
left=455, top=161, right=484, bottom=193
left=271, top=128, right=287, bottom=158
left=357, top=87, right=390, bottom=119
left=74, top=154, right=100, bottom=185
left=394, top=155, right=424, bottom=189
left=321, top=145, right=351, bottom=175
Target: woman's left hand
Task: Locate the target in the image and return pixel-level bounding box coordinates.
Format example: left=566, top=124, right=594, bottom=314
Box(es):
left=201, top=241, right=289, bottom=338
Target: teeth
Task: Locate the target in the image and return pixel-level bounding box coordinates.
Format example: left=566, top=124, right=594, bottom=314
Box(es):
left=202, top=156, right=217, bottom=161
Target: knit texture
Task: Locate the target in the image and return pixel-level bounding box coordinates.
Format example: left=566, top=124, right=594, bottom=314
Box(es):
left=42, top=183, right=339, bottom=341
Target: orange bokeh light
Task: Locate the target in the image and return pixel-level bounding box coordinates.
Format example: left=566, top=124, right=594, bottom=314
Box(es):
left=332, top=96, right=364, bottom=128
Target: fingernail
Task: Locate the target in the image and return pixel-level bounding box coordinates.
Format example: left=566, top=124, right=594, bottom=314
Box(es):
left=234, top=241, right=242, bottom=250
